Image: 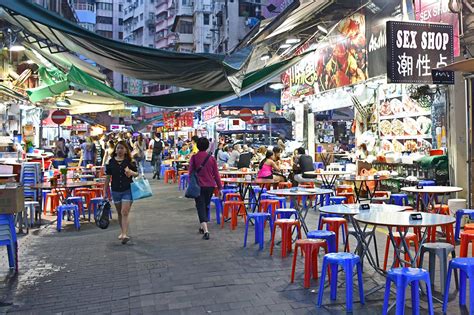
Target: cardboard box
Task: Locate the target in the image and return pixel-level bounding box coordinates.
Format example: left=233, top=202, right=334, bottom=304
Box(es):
left=0, top=186, right=24, bottom=214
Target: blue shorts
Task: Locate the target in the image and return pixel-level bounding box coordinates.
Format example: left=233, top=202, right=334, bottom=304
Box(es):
left=111, top=190, right=133, bottom=204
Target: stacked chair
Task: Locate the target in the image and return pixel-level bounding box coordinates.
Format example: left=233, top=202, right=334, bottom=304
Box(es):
left=19, top=162, right=42, bottom=230
left=0, top=214, right=18, bottom=272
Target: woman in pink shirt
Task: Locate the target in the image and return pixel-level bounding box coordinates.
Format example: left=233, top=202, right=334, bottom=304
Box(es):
left=257, top=150, right=281, bottom=179
left=188, top=137, right=222, bottom=240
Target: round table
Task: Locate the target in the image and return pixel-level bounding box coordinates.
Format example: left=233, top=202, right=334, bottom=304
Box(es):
left=219, top=170, right=257, bottom=177
left=304, top=171, right=354, bottom=188
left=341, top=175, right=390, bottom=202
left=401, top=186, right=463, bottom=212
left=354, top=211, right=455, bottom=268
left=267, top=188, right=333, bottom=235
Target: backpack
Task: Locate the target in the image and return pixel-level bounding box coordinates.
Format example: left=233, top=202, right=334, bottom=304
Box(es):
left=152, top=139, right=164, bottom=156
left=95, top=200, right=111, bottom=229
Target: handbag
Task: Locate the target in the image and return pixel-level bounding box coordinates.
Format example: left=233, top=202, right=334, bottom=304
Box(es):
left=131, top=166, right=152, bottom=200
left=185, top=154, right=212, bottom=199
left=95, top=200, right=111, bottom=229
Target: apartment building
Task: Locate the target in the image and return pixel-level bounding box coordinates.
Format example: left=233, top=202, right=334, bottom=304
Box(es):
left=32, top=0, right=77, bottom=21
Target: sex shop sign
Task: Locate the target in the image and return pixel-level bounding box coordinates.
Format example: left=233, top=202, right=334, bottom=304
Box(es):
left=386, top=21, right=454, bottom=85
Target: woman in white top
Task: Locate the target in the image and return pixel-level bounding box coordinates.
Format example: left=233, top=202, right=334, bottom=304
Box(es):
left=102, top=140, right=115, bottom=166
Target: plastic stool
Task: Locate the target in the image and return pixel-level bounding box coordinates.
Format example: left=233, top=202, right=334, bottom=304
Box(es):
left=44, top=193, right=60, bottom=215
left=419, top=242, right=456, bottom=295
left=225, top=192, right=243, bottom=201
left=336, top=192, right=355, bottom=204
left=269, top=196, right=287, bottom=208
left=249, top=187, right=266, bottom=205
left=291, top=239, right=327, bottom=288
left=336, top=185, right=354, bottom=194
left=56, top=204, right=80, bottom=232
left=321, top=217, right=349, bottom=252
left=88, top=188, right=103, bottom=198
left=390, top=193, right=409, bottom=206
left=278, top=182, right=292, bottom=189
left=460, top=230, right=474, bottom=257
left=275, top=208, right=298, bottom=220
left=313, top=162, right=324, bottom=169
left=443, top=257, right=474, bottom=314
left=210, top=196, right=222, bottom=224
left=317, top=253, right=365, bottom=312
left=383, top=231, right=419, bottom=270
left=465, top=223, right=474, bottom=231
left=259, top=193, right=272, bottom=200
left=24, top=201, right=40, bottom=227
left=75, top=191, right=93, bottom=211
left=222, top=201, right=246, bottom=230
left=67, top=196, right=85, bottom=219
left=419, top=180, right=436, bottom=186
left=383, top=267, right=433, bottom=315
left=329, top=196, right=346, bottom=205
left=455, top=209, right=474, bottom=241
left=259, top=199, right=280, bottom=231
left=270, top=219, right=301, bottom=258
left=179, top=173, right=189, bottom=190
left=164, top=169, right=176, bottom=184
left=307, top=230, right=337, bottom=253
left=221, top=188, right=237, bottom=201
left=244, top=212, right=271, bottom=250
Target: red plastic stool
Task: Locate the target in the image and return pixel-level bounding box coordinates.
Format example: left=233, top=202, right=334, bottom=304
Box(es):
left=75, top=191, right=93, bottom=211
left=465, top=223, right=474, bottom=231
left=225, top=193, right=243, bottom=201
left=222, top=201, right=246, bottom=230
left=44, top=193, right=60, bottom=215
left=270, top=219, right=302, bottom=258
left=336, top=185, right=354, bottom=194
left=164, top=169, right=176, bottom=184
left=88, top=188, right=103, bottom=198
left=291, top=239, right=327, bottom=288
left=383, top=230, right=420, bottom=270
left=336, top=192, right=355, bottom=204
left=321, top=217, right=349, bottom=252
left=460, top=230, right=474, bottom=257
left=258, top=199, right=280, bottom=215
left=278, top=182, right=293, bottom=189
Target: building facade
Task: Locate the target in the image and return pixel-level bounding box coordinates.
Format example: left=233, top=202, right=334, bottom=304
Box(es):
left=32, top=0, right=78, bottom=21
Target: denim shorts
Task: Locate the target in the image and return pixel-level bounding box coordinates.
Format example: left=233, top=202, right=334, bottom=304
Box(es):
left=111, top=190, right=133, bottom=204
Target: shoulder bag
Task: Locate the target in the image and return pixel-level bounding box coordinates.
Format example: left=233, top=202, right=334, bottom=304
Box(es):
left=185, top=154, right=212, bottom=199
left=131, top=164, right=153, bottom=200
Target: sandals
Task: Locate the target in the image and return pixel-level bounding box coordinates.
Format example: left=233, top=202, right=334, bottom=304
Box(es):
left=121, top=236, right=131, bottom=244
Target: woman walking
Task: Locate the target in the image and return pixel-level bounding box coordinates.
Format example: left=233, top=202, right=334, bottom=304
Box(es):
left=188, top=137, right=222, bottom=240
left=103, top=141, right=138, bottom=244
left=132, top=134, right=146, bottom=171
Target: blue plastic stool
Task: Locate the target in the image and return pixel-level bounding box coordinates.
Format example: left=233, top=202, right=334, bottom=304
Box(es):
left=0, top=215, right=17, bottom=270
left=160, top=164, right=171, bottom=177
left=313, top=162, right=324, bottom=170
left=329, top=196, right=346, bottom=205
left=56, top=204, right=80, bottom=232
left=383, top=267, right=433, bottom=315
left=390, top=193, right=409, bottom=206
left=249, top=187, right=266, bottom=207
left=307, top=230, right=337, bottom=253
left=318, top=192, right=332, bottom=206
left=317, top=253, right=365, bottom=312
left=443, top=257, right=474, bottom=313
left=275, top=208, right=298, bottom=220
left=210, top=196, right=222, bottom=224
left=224, top=184, right=238, bottom=190
left=269, top=196, right=287, bottom=208
left=419, top=180, right=436, bottom=186
left=221, top=188, right=237, bottom=201
left=179, top=173, right=189, bottom=191
left=455, top=209, right=474, bottom=241
left=244, top=212, right=271, bottom=250
left=67, top=196, right=85, bottom=219
left=259, top=193, right=272, bottom=201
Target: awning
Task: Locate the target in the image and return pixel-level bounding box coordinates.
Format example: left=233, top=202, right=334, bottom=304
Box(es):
left=220, top=93, right=281, bottom=110
left=438, top=58, right=474, bottom=72
left=62, top=92, right=125, bottom=115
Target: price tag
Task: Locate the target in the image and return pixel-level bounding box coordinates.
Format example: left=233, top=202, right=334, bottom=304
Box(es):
left=359, top=204, right=370, bottom=210
left=410, top=213, right=423, bottom=220
left=416, top=185, right=423, bottom=189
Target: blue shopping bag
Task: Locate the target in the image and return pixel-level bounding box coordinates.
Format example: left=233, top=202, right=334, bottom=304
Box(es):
left=131, top=176, right=153, bottom=200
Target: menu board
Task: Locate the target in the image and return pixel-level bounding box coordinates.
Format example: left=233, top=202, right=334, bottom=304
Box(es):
left=376, top=84, right=433, bottom=153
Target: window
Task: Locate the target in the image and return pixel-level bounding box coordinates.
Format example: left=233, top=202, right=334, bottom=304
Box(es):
left=97, top=16, right=113, bottom=24
left=119, top=32, right=123, bottom=39
left=140, top=0, right=144, bottom=4
left=119, top=4, right=123, bottom=11
left=203, top=14, right=209, bottom=25
left=119, top=18, right=123, bottom=25
left=140, top=13, right=143, bottom=21
left=96, top=2, right=113, bottom=10
left=204, top=44, right=210, bottom=53
left=150, top=0, right=154, bottom=3
left=179, top=21, right=193, bottom=34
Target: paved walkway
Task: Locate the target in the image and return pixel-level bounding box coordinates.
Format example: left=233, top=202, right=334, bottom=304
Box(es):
left=0, top=176, right=467, bottom=314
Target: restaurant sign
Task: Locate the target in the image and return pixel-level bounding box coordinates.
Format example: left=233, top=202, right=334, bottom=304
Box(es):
left=202, top=105, right=219, bottom=122
left=386, top=21, right=454, bottom=84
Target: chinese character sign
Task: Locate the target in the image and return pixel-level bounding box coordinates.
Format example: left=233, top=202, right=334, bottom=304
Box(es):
left=386, top=21, right=454, bottom=84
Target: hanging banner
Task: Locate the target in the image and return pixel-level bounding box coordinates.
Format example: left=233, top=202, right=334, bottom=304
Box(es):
left=202, top=106, right=219, bottom=121
left=176, top=112, right=194, bottom=128
left=386, top=21, right=454, bottom=84
left=415, top=0, right=460, bottom=57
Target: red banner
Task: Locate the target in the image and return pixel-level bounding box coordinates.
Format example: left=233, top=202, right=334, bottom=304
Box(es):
left=163, top=112, right=193, bottom=130
left=202, top=106, right=219, bottom=121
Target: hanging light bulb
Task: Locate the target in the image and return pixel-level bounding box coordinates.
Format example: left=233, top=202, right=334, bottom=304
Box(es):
left=260, top=53, right=272, bottom=61
left=285, top=37, right=301, bottom=44
left=9, top=45, right=25, bottom=52
left=317, top=25, right=328, bottom=34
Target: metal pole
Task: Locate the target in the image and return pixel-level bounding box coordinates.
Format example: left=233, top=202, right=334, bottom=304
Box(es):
left=466, top=78, right=472, bottom=208
left=269, top=116, right=272, bottom=146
